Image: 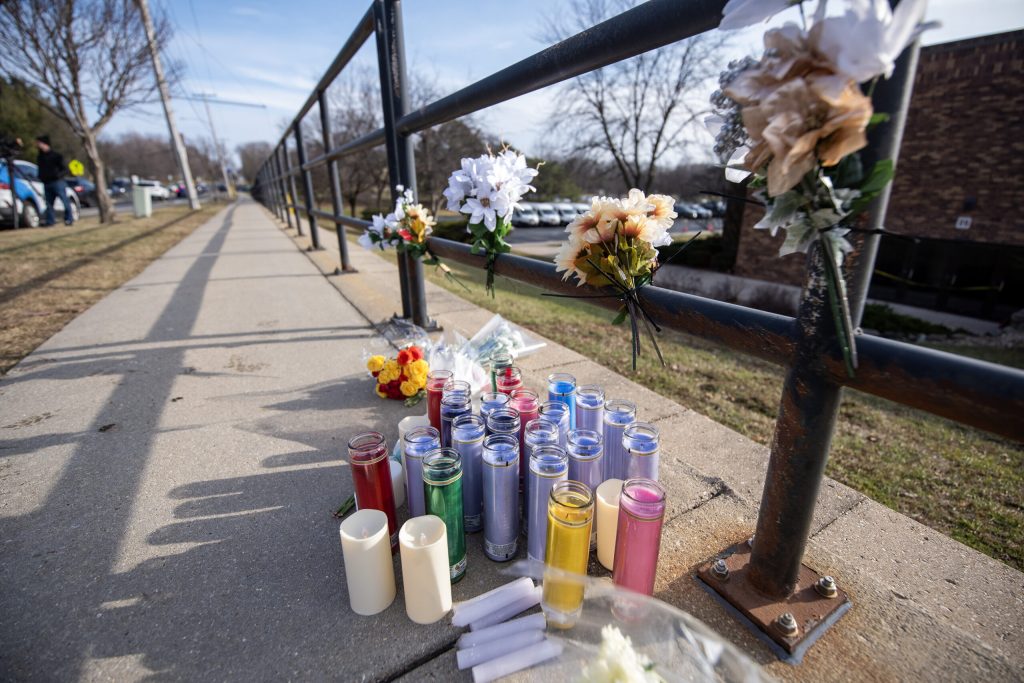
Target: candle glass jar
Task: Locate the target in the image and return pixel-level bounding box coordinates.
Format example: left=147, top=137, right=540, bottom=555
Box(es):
left=347, top=431, right=398, bottom=550
left=575, top=385, right=605, bottom=435
left=539, top=400, right=570, bottom=448
left=527, top=444, right=568, bottom=561
left=523, top=418, right=560, bottom=531
left=479, top=391, right=511, bottom=423
left=542, top=480, right=594, bottom=628
left=495, top=366, right=523, bottom=396
left=482, top=434, right=520, bottom=562
left=603, top=399, right=637, bottom=481
left=489, top=351, right=514, bottom=393
left=443, top=379, right=471, bottom=400
left=453, top=414, right=486, bottom=533
left=403, top=426, right=440, bottom=518
left=567, top=429, right=604, bottom=547
left=623, top=422, right=659, bottom=481
left=546, top=372, right=577, bottom=428
left=440, top=393, right=472, bottom=449
left=510, top=389, right=540, bottom=489
left=422, top=448, right=466, bottom=582
left=612, top=479, right=666, bottom=596
left=426, top=369, right=453, bottom=432
left=486, top=406, right=520, bottom=440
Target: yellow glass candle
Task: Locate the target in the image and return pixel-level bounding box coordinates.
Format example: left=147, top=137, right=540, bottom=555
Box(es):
left=541, top=480, right=594, bottom=628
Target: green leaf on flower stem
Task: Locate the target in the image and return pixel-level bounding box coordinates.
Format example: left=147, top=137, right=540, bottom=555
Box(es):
left=755, top=191, right=804, bottom=236
left=828, top=154, right=864, bottom=190
left=611, top=307, right=628, bottom=325
left=849, top=159, right=895, bottom=213
left=868, top=112, right=891, bottom=128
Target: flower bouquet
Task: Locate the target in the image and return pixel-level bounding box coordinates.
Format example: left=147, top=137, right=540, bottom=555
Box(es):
left=444, top=148, right=538, bottom=295
left=366, top=345, right=429, bottom=405
left=710, top=0, right=930, bottom=375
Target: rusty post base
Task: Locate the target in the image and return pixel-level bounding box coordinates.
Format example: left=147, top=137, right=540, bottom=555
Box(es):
left=697, top=541, right=851, bottom=664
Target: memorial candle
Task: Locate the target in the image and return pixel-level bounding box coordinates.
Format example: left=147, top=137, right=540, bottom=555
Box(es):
left=612, top=479, right=666, bottom=596
left=453, top=414, right=486, bottom=533
left=527, top=444, right=568, bottom=562
left=546, top=372, right=577, bottom=427
left=398, top=515, right=451, bottom=624
left=347, top=431, right=398, bottom=550
left=567, top=429, right=604, bottom=547
left=426, top=369, right=453, bottom=431
left=485, top=407, right=520, bottom=441
left=479, top=391, right=510, bottom=424
left=575, top=385, right=605, bottom=434
left=602, top=399, right=636, bottom=481
left=423, top=448, right=467, bottom=582
left=339, top=509, right=396, bottom=616
left=538, top=400, right=570, bottom=448
left=595, top=478, right=623, bottom=570
left=623, top=422, right=660, bottom=481
left=495, top=366, right=523, bottom=396
left=523, top=418, right=559, bottom=529
left=440, top=391, right=472, bottom=449
left=489, top=351, right=514, bottom=393
left=510, top=389, right=540, bottom=489
left=542, top=481, right=594, bottom=628
left=482, top=434, right=520, bottom=562
left=403, top=426, right=439, bottom=518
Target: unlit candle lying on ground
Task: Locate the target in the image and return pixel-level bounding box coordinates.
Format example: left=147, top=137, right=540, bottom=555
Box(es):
left=456, top=629, right=545, bottom=670
left=471, top=638, right=563, bottom=683
left=452, top=577, right=536, bottom=627
left=469, top=585, right=543, bottom=630
left=457, top=613, right=546, bottom=649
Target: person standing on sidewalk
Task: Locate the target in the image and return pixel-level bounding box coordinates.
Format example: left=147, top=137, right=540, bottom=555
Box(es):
left=35, top=135, right=74, bottom=227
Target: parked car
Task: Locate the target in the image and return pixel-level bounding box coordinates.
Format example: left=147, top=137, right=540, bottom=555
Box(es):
left=135, top=179, right=171, bottom=200
left=512, top=204, right=539, bottom=226
left=65, top=177, right=97, bottom=207
left=533, top=203, right=561, bottom=227
left=0, top=161, right=80, bottom=227
left=554, top=203, right=578, bottom=225
left=573, top=202, right=590, bottom=215
left=674, top=201, right=710, bottom=220
left=108, top=177, right=131, bottom=199
left=700, top=199, right=727, bottom=217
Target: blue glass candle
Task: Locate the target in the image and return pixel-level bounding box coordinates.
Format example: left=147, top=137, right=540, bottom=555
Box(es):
left=440, top=392, right=471, bottom=449
left=479, top=391, right=510, bottom=423
left=523, top=418, right=559, bottom=530
left=546, top=373, right=577, bottom=428
left=603, top=399, right=637, bottom=481
left=482, top=434, right=520, bottom=562
left=402, top=426, right=440, bottom=518
left=623, top=422, right=660, bottom=481
left=527, top=444, right=568, bottom=562
left=539, top=400, right=570, bottom=448
left=575, top=385, right=605, bottom=434
left=453, top=414, right=486, bottom=533
left=485, top=407, right=520, bottom=440
left=567, top=429, right=603, bottom=547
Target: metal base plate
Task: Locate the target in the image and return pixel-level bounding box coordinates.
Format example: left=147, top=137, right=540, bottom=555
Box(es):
left=697, top=542, right=851, bottom=663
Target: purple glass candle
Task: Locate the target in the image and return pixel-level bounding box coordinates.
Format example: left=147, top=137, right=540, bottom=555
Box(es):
left=546, top=372, right=577, bottom=428
left=402, top=425, right=439, bottom=518
left=566, top=429, right=604, bottom=547
left=523, top=418, right=559, bottom=530
left=575, top=385, right=604, bottom=433
left=623, top=422, right=659, bottom=481
left=440, top=389, right=471, bottom=449
left=539, top=400, right=570, bottom=448
left=482, top=434, right=520, bottom=562
left=485, top=407, right=520, bottom=440
left=453, top=414, right=486, bottom=533
left=527, top=444, right=568, bottom=562
left=612, top=479, right=667, bottom=595
left=603, top=399, right=637, bottom=481
left=479, top=391, right=510, bottom=423
left=510, top=389, right=540, bottom=489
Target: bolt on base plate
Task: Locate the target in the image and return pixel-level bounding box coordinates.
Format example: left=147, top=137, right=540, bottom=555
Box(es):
left=697, top=541, right=851, bottom=664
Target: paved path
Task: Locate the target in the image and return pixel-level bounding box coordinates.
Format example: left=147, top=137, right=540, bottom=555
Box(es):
left=0, top=199, right=481, bottom=680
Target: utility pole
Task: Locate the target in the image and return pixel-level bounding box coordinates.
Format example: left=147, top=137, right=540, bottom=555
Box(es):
left=135, top=0, right=200, bottom=210
left=200, top=96, right=234, bottom=199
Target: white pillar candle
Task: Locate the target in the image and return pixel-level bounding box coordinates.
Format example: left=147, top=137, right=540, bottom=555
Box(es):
left=472, top=638, right=563, bottom=683
left=456, top=629, right=544, bottom=670
left=596, top=478, right=623, bottom=571
left=339, top=509, right=396, bottom=616
left=398, top=515, right=452, bottom=624
left=469, top=585, right=542, bottom=631
left=452, top=578, right=536, bottom=627
left=458, top=613, right=546, bottom=649
left=454, top=576, right=534, bottom=613
left=390, top=459, right=406, bottom=508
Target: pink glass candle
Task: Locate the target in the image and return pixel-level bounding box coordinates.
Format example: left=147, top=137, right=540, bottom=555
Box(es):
left=510, top=389, right=539, bottom=489
left=495, top=366, right=523, bottom=396
left=426, top=369, right=453, bottom=432
left=612, top=479, right=666, bottom=595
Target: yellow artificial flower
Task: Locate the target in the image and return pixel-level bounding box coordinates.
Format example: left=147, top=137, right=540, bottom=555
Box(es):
left=400, top=380, right=419, bottom=397
left=366, top=355, right=386, bottom=373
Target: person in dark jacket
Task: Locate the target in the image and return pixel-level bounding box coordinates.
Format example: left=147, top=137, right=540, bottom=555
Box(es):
left=35, top=135, right=74, bottom=226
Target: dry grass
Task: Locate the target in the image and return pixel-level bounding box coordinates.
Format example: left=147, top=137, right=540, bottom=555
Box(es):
left=0, top=203, right=225, bottom=374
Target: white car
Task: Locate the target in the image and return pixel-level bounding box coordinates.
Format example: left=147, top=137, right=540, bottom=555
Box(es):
left=554, top=203, right=578, bottom=225
left=512, top=204, right=539, bottom=226
left=533, top=203, right=561, bottom=227
left=573, top=202, right=590, bottom=215
left=0, top=160, right=80, bottom=228
left=135, top=179, right=172, bottom=200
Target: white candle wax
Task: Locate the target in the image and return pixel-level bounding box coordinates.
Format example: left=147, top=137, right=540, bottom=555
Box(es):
left=472, top=638, right=563, bottom=683
left=452, top=578, right=536, bottom=627
left=390, top=459, right=406, bottom=508
left=339, top=509, right=396, bottom=616
left=456, top=629, right=544, bottom=670
left=399, top=515, right=452, bottom=624
left=458, top=613, right=547, bottom=649
left=596, top=478, right=623, bottom=570
left=454, top=576, right=534, bottom=614
left=469, top=585, right=542, bottom=631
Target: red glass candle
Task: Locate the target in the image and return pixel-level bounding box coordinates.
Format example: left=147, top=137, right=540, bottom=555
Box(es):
left=426, top=369, right=453, bottom=432
left=495, top=366, right=523, bottom=396
left=612, top=479, right=666, bottom=595
left=347, top=431, right=398, bottom=551
left=510, top=388, right=540, bottom=488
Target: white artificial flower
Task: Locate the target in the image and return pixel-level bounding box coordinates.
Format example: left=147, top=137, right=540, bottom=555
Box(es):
left=370, top=213, right=389, bottom=235
left=357, top=231, right=375, bottom=250
left=461, top=196, right=498, bottom=232
left=812, top=0, right=929, bottom=82
left=719, top=0, right=794, bottom=31
left=580, top=625, right=661, bottom=682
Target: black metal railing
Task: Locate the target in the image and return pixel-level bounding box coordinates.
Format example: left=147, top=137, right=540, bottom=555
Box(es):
left=255, top=0, right=1024, bottom=613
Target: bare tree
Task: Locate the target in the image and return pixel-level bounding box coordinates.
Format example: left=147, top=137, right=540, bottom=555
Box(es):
left=236, top=141, right=272, bottom=185
left=0, top=0, right=169, bottom=222
left=98, top=131, right=218, bottom=183
left=542, top=0, right=726, bottom=192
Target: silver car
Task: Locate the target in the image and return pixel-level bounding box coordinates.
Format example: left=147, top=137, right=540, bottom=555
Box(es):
left=512, top=204, right=539, bottom=226
left=533, top=203, right=561, bottom=227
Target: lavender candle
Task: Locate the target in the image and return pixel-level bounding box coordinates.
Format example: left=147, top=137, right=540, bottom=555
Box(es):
left=546, top=372, right=577, bottom=427
left=567, top=429, right=604, bottom=547
left=479, top=391, right=510, bottom=423
left=440, top=390, right=472, bottom=449
left=402, top=425, right=440, bottom=518
left=482, top=434, right=520, bottom=562
left=523, top=418, right=559, bottom=529
left=603, top=399, right=636, bottom=481
left=485, top=407, right=520, bottom=440
left=453, top=414, right=487, bottom=533
left=612, top=478, right=667, bottom=596
left=538, top=400, right=570, bottom=448
left=527, top=444, right=568, bottom=562
left=623, top=422, right=660, bottom=481
left=575, top=385, right=604, bottom=434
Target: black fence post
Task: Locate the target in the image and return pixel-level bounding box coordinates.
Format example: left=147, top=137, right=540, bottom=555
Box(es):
left=281, top=145, right=302, bottom=235
left=318, top=89, right=354, bottom=272
left=374, top=0, right=428, bottom=326
left=293, top=124, right=322, bottom=250
left=274, top=149, right=293, bottom=230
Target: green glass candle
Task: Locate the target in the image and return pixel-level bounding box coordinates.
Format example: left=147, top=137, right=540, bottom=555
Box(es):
left=423, top=447, right=467, bottom=582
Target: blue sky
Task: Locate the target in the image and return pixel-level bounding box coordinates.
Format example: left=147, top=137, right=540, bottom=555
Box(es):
left=106, top=0, right=1024, bottom=170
